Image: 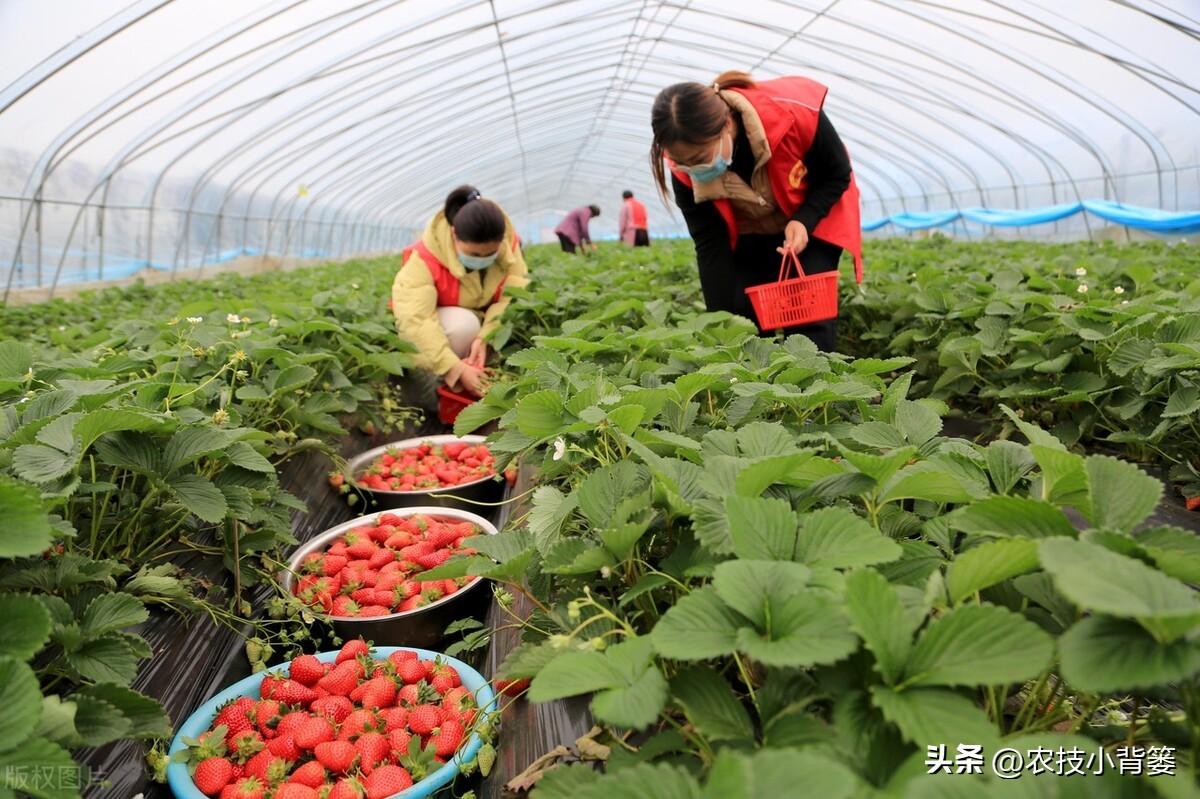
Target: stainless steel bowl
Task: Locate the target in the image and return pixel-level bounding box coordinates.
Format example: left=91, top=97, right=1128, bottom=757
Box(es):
left=280, top=506, right=497, bottom=648
left=344, top=434, right=506, bottom=513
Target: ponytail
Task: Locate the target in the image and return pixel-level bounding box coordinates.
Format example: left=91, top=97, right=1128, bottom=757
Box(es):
left=443, top=185, right=506, bottom=243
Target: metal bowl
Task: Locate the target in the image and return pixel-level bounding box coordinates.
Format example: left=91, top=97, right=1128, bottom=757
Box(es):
left=280, top=506, right=497, bottom=648
left=344, top=434, right=506, bottom=512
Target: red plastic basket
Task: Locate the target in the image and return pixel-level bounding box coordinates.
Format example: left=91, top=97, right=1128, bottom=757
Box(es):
left=436, top=385, right=477, bottom=425
left=744, top=250, right=839, bottom=329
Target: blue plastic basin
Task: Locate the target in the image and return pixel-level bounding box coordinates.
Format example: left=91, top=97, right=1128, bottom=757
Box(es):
left=167, top=646, right=496, bottom=799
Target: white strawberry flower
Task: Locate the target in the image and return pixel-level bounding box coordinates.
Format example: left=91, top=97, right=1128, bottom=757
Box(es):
left=226, top=313, right=240, bottom=323
left=1077, top=283, right=1088, bottom=294
left=552, top=437, right=566, bottom=461
left=268, top=317, right=280, bottom=328
left=1113, top=286, right=1125, bottom=295
left=186, top=316, right=203, bottom=324
left=1075, top=267, right=1087, bottom=276
left=1122, top=300, right=1130, bottom=305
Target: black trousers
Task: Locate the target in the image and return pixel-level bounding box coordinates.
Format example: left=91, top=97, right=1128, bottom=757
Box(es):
left=556, top=233, right=577, bottom=254
left=633, top=229, right=650, bottom=247
left=697, top=234, right=841, bottom=352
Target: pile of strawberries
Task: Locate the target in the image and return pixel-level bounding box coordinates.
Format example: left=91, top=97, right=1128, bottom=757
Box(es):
left=350, top=440, right=495, bottom=492
left=185, top=640, right=478, bottom=799
left=292, top=512, right=479, bottom=618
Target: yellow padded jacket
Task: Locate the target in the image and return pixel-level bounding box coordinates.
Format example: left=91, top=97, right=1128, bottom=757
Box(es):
left=391, top=210, right=529, bottom=375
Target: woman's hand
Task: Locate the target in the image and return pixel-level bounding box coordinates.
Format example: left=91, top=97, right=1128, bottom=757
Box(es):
left=777, top=220, right=810, bottom=256
left=457, top=364, right=488, bottom=397
left=465, top=337, right=488, bottom=369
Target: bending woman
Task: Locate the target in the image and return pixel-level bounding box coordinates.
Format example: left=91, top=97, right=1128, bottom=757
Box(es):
left=650, top=71, right=862, bottom=351
left=392, top=185, right=529, bottom=401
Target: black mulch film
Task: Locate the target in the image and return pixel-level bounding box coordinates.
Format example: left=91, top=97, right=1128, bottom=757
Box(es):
left=78, top=412, right=1197, bottom=798
left=79, top=416, right=595, bottom=798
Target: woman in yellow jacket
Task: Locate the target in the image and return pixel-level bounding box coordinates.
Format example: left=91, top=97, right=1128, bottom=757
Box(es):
left=392, top=186, right=529, bottom=400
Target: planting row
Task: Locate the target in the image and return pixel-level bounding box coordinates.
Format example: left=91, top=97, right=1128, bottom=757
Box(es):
left=0, top=256, right=425, bottom=797
left=838, top=237, right=1200, bottom=502
left=432, top=244, right=1200, bottom=796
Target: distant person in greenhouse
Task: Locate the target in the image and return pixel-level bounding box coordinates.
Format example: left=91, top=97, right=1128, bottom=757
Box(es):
left=620, top=190, right=651, bottom=247
left=392, top=185, right=529, bottom=403
left=650, top=71, right=862, bottom=352
left=555, top=204, right=600, bottom=254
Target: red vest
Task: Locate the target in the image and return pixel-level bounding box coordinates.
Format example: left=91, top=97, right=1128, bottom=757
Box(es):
left=670, top=76, right=863, bottom=282
left=625, top=198, right=648, bottom=228
left=401, top=238, right=516, bottom=307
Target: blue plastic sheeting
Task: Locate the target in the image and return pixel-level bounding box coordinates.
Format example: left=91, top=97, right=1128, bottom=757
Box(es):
left=960, top=202, right=1082, bottom=227
left=1082, top=201, right=1200, bottom=234
left=863, top=199, right=1200, bottom=234
left=865, top=201, right=1200, bottom=233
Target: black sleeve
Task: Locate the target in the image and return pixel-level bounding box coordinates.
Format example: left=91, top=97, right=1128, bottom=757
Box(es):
left=790, top=110, right=852, bottom=236
left=671, top=173, right=738, bottom=312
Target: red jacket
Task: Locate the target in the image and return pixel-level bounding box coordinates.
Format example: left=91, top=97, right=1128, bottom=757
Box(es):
left=671, top=76, right=863, bottom=281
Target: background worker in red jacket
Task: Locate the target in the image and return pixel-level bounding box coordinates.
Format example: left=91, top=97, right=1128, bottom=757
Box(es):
left=554, top=204, right=600, bottom=254
left=650, top=70, right=862, bottom=352
left=620, top=190, right=650, bottom=246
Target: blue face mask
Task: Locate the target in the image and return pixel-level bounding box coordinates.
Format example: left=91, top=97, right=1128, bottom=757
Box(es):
left=458, top=249, right=498, bottom=271
left=686, top=134, right=731, bottom=183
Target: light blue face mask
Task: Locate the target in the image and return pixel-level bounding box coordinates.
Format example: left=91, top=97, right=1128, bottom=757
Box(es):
left=458, top=249, right=498, bottom=271
left=686, top=134, right=731, bottom=183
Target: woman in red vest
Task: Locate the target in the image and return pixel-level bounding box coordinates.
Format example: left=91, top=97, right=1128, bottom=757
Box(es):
left=392, top=185, right=528, bottom=402
left=650, top=71, right=862, bottom=351
left=620, top=190, right=650, bottom=246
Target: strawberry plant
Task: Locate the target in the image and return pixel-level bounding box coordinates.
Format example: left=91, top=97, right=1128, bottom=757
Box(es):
left=428, top=243, right=1200, bottom=795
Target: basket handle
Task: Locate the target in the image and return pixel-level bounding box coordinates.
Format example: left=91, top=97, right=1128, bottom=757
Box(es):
left=777, top=249, right=808, bottom=282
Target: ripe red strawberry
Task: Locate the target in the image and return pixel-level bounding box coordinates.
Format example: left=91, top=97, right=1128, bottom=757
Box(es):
left=396, top=659, right=426, bottom=685
left=495, top=678, right=530, bottom=697
left=328, top=778, right=365, bottom=799
left=331, top=596, right=361, bottom=617
left=273, top=784, right=319, bottom=799
left=338, top=709, right=381, bottom=741
left=215, top=696, right=255, bottom=733
left=241, top=750, right=285, bottom=783
left=399, top=542, right=435, bottom=562
left=431, top=717, right=465, bottom=757
left=399, top=594, right=429, bottom=612
left=260, top=675, right=316, bottom=707
left=386, top=728, right=412, bottom=758
left=194, top=757, right=234, bottom=796
left=319, top=661, right=363, bottom=696
left=354, top=732, right=391, bottom=775
left=397, top=684, right=421, bottom=707
left=311, top=695, right=354, bottom=724
left=364, top=764, right=413, bottom=799
left=429, top=674, right=455, bottom=696
left=266, top=734, right=301, bottom=760
left=350, top=587, right=377, bottom=605
left=315, top=739, right=358, bottom=775
left=289, top=655, right=325, bottom=687
left=406, top=704, right=441, bottom=736
left=288, top=759, right=326, bottom=788
left=387, top=650, right=418, bottom=667
left=442, top=687, right=474, bottom=715
left=350, top=676, right=397, bottom=709
left=241, top=748, right=285, bottom=782
left=275, top=711, right=312, bottom=739
left=345, top=536, right=377, bottom=560
left=251, top=700, right=281, bottom=738
left=228, top=729, right=264, bottom=762
left=358, top=604, right=389, bottom=617
left=293, top=716, right=335, bottom=751
left=337, top=639, right=371, bottom=663
left=379, top=706, right=408, bottom=733
left=368, top=548, right=395, bottom=569
left=219, top=776, right=265, bottom=799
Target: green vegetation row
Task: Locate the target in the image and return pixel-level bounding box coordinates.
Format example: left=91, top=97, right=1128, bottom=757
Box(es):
left=0, top=257, right=418, bottom=797
left=433, top=243, right=1200, bottom=796
left=839, top=237, right=1200, bottom=502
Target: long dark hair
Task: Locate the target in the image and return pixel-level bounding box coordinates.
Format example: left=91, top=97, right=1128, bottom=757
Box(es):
left=444, top=185, right=505, bottom=243
left=649, top=70, right=755, bottom=201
